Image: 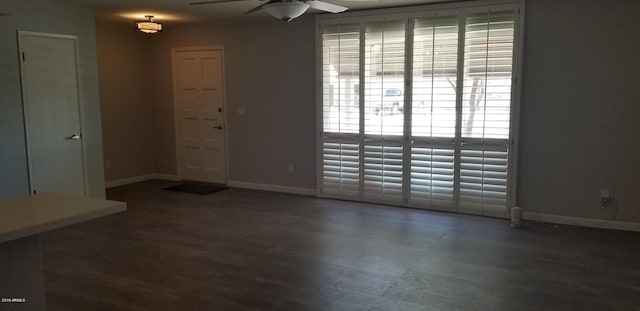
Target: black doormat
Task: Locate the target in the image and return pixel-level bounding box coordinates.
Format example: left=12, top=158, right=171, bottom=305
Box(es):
left=163, top=183, right=228, bottom=195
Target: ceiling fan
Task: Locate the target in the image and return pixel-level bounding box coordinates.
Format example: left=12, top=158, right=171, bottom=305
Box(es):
left=189, top=0, right=375, bottom=23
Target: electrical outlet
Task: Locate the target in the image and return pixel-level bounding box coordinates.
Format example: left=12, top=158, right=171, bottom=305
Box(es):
left=287, top=164, right=295, bottom=173
left=104, top=161, right=111, bottom=170
left=238, top=107, right=245, bottom=115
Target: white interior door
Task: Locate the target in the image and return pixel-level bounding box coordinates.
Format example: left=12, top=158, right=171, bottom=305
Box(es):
left=19, top=32, right=86, bottom=196
left=174, top=49, right=226, bottom=184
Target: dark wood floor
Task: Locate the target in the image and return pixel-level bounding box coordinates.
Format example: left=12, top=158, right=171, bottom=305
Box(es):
left=42, top=180, right=640, bottom=310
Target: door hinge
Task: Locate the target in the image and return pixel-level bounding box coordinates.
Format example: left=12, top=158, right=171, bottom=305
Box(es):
left=22, top=52, right=25, bottom=62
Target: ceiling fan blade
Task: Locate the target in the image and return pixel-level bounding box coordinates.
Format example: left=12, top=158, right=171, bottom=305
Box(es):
left=243, top=2, right=268, bottom=14
left=189, top=0, right=247, bottom=5
left=307, top=0, right=348, bottom=13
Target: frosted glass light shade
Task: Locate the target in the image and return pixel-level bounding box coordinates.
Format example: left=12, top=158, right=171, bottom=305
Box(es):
left=264, top=2, right=309, bottom=22
left=136, top=16, right=162, bottom=34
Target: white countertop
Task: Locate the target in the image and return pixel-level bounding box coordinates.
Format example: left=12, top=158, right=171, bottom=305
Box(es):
left=0, top=193, right=126, bottom=244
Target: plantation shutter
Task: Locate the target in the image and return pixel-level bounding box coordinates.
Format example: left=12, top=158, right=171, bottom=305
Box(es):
left=318, top=3, right=520, bottom=217
left=409, top=13, right=459, bottom=211
left=410, top=144, right=455, bottom=210
left=322, top=139, right=360, bottom=197
left=462, top=9, right=515, bottom=139
left=459, top=144, right=509, bottom=216
left=459, top=8, right=516, bottom=216
left=321, top=23, right=361, bottom=198
left=322, top=24, right=360, bottom=134
left=363, top=141, right=404, bottom=204
left=363, top=20, right=406, bottom=205
left=411, top=14, right=459, bottom=138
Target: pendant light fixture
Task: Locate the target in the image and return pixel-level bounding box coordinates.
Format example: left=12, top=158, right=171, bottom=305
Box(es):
left=136, top=15, right=162, bottom=34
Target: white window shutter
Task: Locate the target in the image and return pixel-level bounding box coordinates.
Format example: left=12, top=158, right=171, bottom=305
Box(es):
left=363, top=141, right=404, bottom=204
left=462, top=10, right=515, bottom=140
left=322, top=24, right=360, bottom=134
left=319, top=4, right=520, bottom=218
left=412, top=15, right=459, bottom=138
left=409, top=143, right=455, bottom=210
left=458, top=8, right=516, bottom=215
left=322, top=139, right=360, bottom=198
left=361, top=19, right=406, bottom=205
left=459, top=144, right=509, bottom=216
left=364, top=20, right=406, bottom=136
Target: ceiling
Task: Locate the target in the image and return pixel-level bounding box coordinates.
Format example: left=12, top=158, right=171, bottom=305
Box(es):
left=55, top=0, right=455, bottom=25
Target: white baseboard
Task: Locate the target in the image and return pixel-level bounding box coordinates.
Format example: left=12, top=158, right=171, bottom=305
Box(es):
left=523, top=212, right=640, bottom=232
left=227, top=180, right=316, bottom=196
left=105, top=174, right=180, bottom=189
left=105, top=174, right=155, bottom=188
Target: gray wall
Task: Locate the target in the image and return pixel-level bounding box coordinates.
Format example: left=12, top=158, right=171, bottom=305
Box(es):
left=96, top=20, right=155, bottom=183
left=0, top=0, right=105, bottom=200
left=518, top=0, right=640, bottom=222
left=149, top=17, right=317, bottom=189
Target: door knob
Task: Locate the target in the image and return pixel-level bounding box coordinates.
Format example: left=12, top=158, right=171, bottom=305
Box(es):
left=213, top=125, right=223, bottom=130
left=65, top=134, right=81, bottom=140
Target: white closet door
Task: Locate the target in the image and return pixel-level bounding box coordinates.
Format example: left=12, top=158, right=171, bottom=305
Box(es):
left=19, top=32, right=86, bottom=196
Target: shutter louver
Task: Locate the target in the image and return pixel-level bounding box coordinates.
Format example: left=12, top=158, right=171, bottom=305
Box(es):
left=459, top=144, right=509, bottom=216
left=412, top=15, right=458, bottom=138
left=363, top=141, right=403, bottom=204
left=462, top=10, right=515, bottom=139
left=364, top=20, right=406, bottom=136
left=322, top=139, right=360, bottom=198
left=409, top=143, right=455, bottom=210
left=323, top=24, right=360, bottom=134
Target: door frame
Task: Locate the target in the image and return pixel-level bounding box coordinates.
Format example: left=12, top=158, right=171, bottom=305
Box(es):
left=17, top=31, right=88, bottom=195
left=171, top=45, right=229, bottom=184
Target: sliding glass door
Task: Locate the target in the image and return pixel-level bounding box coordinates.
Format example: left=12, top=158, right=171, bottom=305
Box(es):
left=319, top=3, right=521, bottom=217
